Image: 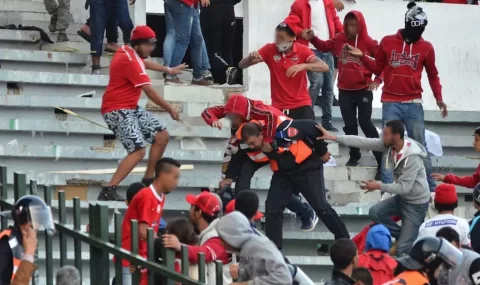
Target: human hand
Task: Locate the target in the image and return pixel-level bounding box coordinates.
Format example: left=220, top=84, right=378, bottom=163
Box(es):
left=431, top=173, right=445, bottom=182
left=249, top=51, right=260, bottom=59
left=261, top=143, right=273, bottom=152
left=286, top=64, right=306, bottom=77
left=219, top=179, right=233, bottom=189
left=345, top=44, right=363, bottom=57
left=316, top=125, right=337, bottom=141
left=360, top=180, right=381, bottom=191
left=201, top=0, right=210, bottom=7
left=437, top=100, right=448, bottom=118
left=163, top=234, right=182, bottom=251
left=301, top=29, right=315, bottom=40
left=169, top=109, right=180, bottom=121
left=169, top=63, right=188, bottom=75
left=212, top=120, right=223, bottom=130
left=230, top=263, right=239, bottom=280
left=333, top=0, right=345, bottom=11
left=22, top=227, right=37, bottom=255
left=321, top=152, right=331, bottom=163
left=368, top=82, right=379, bottom=91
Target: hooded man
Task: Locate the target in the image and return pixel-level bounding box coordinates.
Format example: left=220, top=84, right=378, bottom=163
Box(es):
left=317, top=120, right=429, bottom=256
left=346, top=2, right=447, bottom=195
left=305, top=10, right=383, bottom=177
left=216, top=212, right=292, bottom=285
left=202, top=94, right=317, bottom=231
left=358, top=225, right=397, bottom=285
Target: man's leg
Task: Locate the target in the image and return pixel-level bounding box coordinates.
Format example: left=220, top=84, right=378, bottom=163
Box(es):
left=396, top=200, right=428, bottom=256
left=190, top=6, right=209, bottom=85
left=234, top=160, right=267, bottom=194
left=43, top=0, right=58, bottom=33
left=112, top=0, right=133, bottom=44
left=105, top=15, right=120, bottom=51
left=402, top=103, right=436, bottom=192
left=135, top=107, right=169, bottom=185
left=293, top=165, right=349, bottom=239
left=163, top=2, right=175, bottom=68
left=55, top=0, right=72, bottom=42
left=307, top=49, right=324, bottom=107
left=319, top=52, right=336, bottom=131
left=265, top=172, right=295, bottom=250
left=368, top=195, right=402, bottom=238
left=89, top=0, right=108, bottom=74
left=339, top=90, right=360, bottom=166
left=381, top=102, right=403, bottom=185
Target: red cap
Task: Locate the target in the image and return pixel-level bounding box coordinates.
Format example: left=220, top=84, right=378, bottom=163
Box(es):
left=186, top=192, right=221, bottom=216
left=280, top=15, right=303, bottom=36
left=225, top=199, right=264, bottom=220
left=434, top=184, right=457, bottom=204
left=131, top=25, right=156, bottom=41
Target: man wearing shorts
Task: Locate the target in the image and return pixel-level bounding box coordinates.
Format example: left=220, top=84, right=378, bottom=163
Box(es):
left=99, top=25, right=185, bottom=201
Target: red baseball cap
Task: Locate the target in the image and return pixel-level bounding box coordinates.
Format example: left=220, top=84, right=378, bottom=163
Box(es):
left=186, top=192, right=221, bottom=216
left=225, top=199, right=263, bottom=220
left=131, top=25, right=157, bottom=42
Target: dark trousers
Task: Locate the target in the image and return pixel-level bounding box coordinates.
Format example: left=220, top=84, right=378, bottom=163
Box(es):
left=85, top=17, right=118, bottom=43
left=90, top=0, right=133, bottom=56
left=282, top=105, right=315, bottom=120
left=338, top=89, right=382, bottom=167
left=200, top=2, right=236, bottom=84
left=265, top=163, right=350, bottom=249
left=234, top=159, right=312, bottom=223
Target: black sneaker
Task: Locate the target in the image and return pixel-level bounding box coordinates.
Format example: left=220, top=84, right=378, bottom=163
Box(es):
left=346, top=159, right=360, bottom=167
left=322, top=123, right=338, bottom=132
left=97, top=186, right=125, bottom=201
left=141, top=177, right=154, bottom=187
left=226, top=67, right=238, bottom=85
left=57, top=32, right=69, bottom=43
left=203, top=70, right=214, bottom=81
left=91, top=64, right=101, bottom=75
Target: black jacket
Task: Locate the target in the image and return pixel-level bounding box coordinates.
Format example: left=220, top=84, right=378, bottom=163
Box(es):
left=470, top=211, right=480, bottom=254
left=325, top=270, right=356, bottom=285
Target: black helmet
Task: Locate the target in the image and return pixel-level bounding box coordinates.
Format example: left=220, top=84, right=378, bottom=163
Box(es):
left=9, top=195, right=55, bottom=235
left=405, top=2, right=428, bottom=29
left=474, top=183, right=480, bottom=206
left=397, top=237, right=462, bottom=271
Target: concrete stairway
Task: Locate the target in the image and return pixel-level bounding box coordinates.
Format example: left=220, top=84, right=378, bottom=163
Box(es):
left=1, top=23, right=480, bottom=285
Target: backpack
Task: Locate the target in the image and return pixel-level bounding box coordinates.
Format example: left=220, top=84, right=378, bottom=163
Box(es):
left=358, top=251, right=397, bottom=285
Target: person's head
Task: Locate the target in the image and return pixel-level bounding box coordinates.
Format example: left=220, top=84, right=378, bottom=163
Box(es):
left=434, top=184, right=458, bottom=213
left=7, top=195, right=55, bottom=236
left=186, top=192, right=221, bottom=231
left=166, top=217, right=197, bottom=245
left=241, top=122, right=264, bottom=150
left=352, top=267, right=373, bottom=285
left=473, top=127, right=480, bottom=152
left=382, top=120, right=405, bottom=147
left=130, top=25, right=157, bottom=59
left=224, top=94, right=251, bottom=129
left=154, top=157, right=181, bottom=194
left=403, top=2, right=428, bottom=43
left=435, top=227, right=460, bottom=249
left=344, top=12, right=360, bottom=39
left=365, top=224, right=392, bottom=253
left=275, top=16, right=301, bottom=53
left=216, top=211, right=256, bottom=253
left=329, top=238, right=358, bottom=273
left=126, top=182, right=146, bottom=205
left=474, top=183, right=480, bottom=210
left=56, top=265, right=81, bottom=285
left=226, top=190, right=263, bottom=223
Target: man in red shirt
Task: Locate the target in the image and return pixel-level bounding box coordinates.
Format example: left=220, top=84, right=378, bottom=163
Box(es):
left=120, top=157, right=181, bottom=285
left=239, top=15, right=329, bottom=121
left=346, top=3, right=447, bottom=194
left=99, top=26, right=185, bottom=201
left=163, top=191, right=231, bottom=284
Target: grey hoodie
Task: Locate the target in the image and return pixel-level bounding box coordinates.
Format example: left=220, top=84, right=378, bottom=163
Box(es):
left=336, top=136, right=430, bottom=204
left=216, top=212, right=292, bottom=285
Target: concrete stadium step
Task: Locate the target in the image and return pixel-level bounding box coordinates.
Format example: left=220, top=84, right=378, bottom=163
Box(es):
left=0, top=29, right=41, bottom=49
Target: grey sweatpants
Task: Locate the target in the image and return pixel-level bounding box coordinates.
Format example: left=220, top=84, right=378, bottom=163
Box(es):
left=43, top=0, right=72, bottom=31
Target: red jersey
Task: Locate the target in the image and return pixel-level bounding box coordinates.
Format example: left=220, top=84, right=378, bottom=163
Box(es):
left=258, top=42, right=314, bottom=110
left=361, top=29, right=442, bottom=102
left=101, top=46, right=152, bottom=114
left=120, top=185, right=165, bottom=267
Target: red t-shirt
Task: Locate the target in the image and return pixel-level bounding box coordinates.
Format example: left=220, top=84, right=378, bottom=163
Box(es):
left=258, top=42, right=314, bottom=110
left=120, top=185, right=165, bottom=267
left=101, top=45, right=152, bottom=114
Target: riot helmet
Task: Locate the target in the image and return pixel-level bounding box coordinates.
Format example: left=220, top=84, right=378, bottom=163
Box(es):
left=10, top=195, right=55, bottom=236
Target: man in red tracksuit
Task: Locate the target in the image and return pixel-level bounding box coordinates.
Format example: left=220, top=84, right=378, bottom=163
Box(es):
left=305, top=10, right=383, bottom=179
left=202, top=94, right=318, bottom=231
left=346, top=2, right=447, bottom=193
left=290, top=0, right=343, bottom=131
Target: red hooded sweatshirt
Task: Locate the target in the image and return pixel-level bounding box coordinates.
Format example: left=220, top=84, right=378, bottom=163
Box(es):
left=201, top=94, right=286, bottom=141
left=310, top=11, right=382, bottom=91
left=361, top=29, right=442, bottom=102
left=289, top=0, right=343, bottom=47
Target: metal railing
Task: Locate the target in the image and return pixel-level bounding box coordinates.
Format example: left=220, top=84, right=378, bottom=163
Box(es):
left=0, top=166, right=223, bottom=285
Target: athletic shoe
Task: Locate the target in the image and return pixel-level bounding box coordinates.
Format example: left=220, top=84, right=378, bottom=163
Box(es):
left=226, top=67, right=238, bottom=85
left=301, top=211, right=319, bottom=232
left=165, top=77, right=186, bottom=85
left=97, top=186, right=125, bottom=201
left=192, top=79, right=213, bottom=86
left=346, top=159, right=360, bottom=167
left=203, top=70, right=214, bottom=81
left=57, top=32, right=69, bottom=43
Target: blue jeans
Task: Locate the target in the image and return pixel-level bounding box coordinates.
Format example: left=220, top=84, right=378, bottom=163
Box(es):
left=307, top=50, right=334, bottom=125
left=165, top=0, right=204, bottom=79
left=90, top=0, right=133, bottom=56
left=381, top=102, right=436, bottom=192
left=369, top=195, right=428, bottom=256
left=163, top=1, right=175, bottom=67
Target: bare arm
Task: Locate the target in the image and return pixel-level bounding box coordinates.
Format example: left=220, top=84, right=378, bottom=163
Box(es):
left=138, top=222, right=149, bottom=240
left=239, top=51, right=263, bottom=69
left=304, top=56, right=329, bottom=73
left=142, top=85, right=179, bottom=119
left=144, top=60, right=186, bottom=75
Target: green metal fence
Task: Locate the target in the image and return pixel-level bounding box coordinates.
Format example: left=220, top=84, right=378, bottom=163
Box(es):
left=0, top=166, right=222, bottom=285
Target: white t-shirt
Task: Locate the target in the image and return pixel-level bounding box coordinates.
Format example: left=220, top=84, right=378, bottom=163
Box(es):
left=417, top=213, right=471, bottom=246
left=309, top=0, right=330, bottom=49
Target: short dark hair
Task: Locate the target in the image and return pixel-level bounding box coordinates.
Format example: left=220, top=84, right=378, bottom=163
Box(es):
left=436, top=226, right=460, bottom=244
left=434, top=201, right=458, bottom=212
left=235, top=190, right=259, bottom=220
left=155, top=157, right=181, bottom=178
left=194, top=205, right=219, bottom=224
left=385, top=120, right=405, bottom=139
left=329, top=238, right=357, bottom=270
left=344, top=12, right=357, bottom=21
left=166, top=217, right=197, bottom=245
left=126, top=182, right=146, bottom=203
left=352, top=267, right=373, bottom=285
left=276, top=24, right=295, bottom=37
left=241, top=123, right=262, bottom=141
